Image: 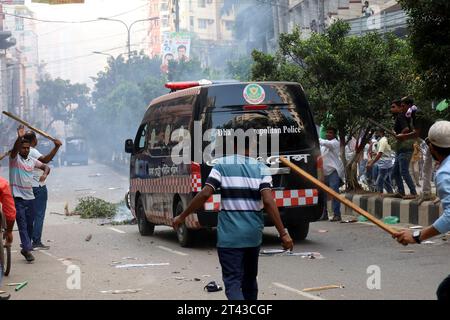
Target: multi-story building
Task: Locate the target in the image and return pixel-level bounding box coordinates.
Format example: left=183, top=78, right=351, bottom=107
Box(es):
left=2, top=1, right=39, bottom=121
left=146, top=0, right=236, bottom=69
left=287, top=0, right=399, bottom=38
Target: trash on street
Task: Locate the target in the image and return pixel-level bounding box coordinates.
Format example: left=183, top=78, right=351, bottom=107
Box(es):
left=303, top=284, right=344, bottom=292
left=115, top=263, right=170, bottom=269
left=100, top=289, right=142, bottom=294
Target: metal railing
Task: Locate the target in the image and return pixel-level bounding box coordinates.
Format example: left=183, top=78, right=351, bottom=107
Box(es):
left=346, top=10, right=408, bottom=36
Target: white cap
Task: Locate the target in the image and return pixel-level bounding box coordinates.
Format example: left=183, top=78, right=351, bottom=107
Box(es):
left=428, top=120, right=450, bottom=148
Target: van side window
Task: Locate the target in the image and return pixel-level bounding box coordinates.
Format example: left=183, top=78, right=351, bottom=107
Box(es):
left=148, top=96, right=194, bottom=157
left=134, top=123, right=148, bottom=151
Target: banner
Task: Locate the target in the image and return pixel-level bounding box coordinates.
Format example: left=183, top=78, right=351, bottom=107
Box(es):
left=31, top=0, right=84, bottom=4
left=160, top=32, right=191, bottom=73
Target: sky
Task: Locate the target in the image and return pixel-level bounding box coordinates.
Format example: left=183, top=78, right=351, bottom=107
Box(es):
left=25, top=0, right=149, bottom=86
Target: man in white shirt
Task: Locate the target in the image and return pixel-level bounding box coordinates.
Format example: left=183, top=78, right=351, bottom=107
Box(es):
left=367, top=130, right=394, bottom=194
left=24, top=131, right=62, bottom=250
left=319, top=128, right=344, bottom=221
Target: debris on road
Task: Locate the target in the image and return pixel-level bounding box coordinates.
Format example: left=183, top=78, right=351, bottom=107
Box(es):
left=88, top=173, right=102, bottom=177
left=204, top=281, right=223, bottom=292
left=75, top=188, right=92, bottom=192
left=400, top=250, right=415, bottom=253
left=115, top=263, right=170, bottom=269
left=260, top=249, right=323, bottom=259
left=303, top=284, right=344, bottom=292
left=341, top=219, right=357, bottom=223
left=85, top=234, right=92, bottom=242
left=8, top=281, right=28, bottom=292
left=358, top=216, right=368, bottom=222
left=50, top=212, right=65, bottom=216
left=100, top=289, right=142, bottom=294
left=423, top=241, right=436, bottom=245
left=108, top=187, right=122, bottom=190
left=122, top=257, right=137, bottom=260
left=410, top=226, right=423, bottom=229
left=383, top=216, right=399, bottom=224
left=194, top=278, right=201, bottom=281
left=174, top=277, right=186, bottom=280
left=75, top=197, right=116, bottom=219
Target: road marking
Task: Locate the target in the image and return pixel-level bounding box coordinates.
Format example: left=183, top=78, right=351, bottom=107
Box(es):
left=109, top=227, right=126, bottom=234
left=39, top=250, right=74, bottom=267
left=272, top=282, right=325, bottom=300
left=157, top=245, right=188, bottom=256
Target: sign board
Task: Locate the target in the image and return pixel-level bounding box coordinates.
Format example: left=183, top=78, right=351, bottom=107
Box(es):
left=160, top=32, right=191, bottom=73
left=31, top=0, right=84, bottom=4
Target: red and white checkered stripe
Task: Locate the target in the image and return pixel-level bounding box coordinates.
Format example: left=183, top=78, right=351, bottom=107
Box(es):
left=204, top=194, right=221, bottom=211
left=191, top=174, right=202, bottom=192
left=273, top=189, right=319, bottom=207
left=130, top=177, right=191, bottom=194
left=203, top=189, right=319, bottom=211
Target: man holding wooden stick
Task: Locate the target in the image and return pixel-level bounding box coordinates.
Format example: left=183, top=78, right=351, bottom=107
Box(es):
left=9, top=126, right=50, bottom=262
left=394, top=120, right=450, bottom=301
left=24, top=131, right=62, bottom=250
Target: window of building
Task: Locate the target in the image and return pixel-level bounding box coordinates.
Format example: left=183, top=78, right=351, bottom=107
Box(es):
left=198, top=0, right=206, bottom=8
left=190, top=16, right=194, bottom=27
left=198, top=18, right=208, bottom=29
left=160, top=1, right=169, bottom=11
left=224, top=20, right=233, bottom=31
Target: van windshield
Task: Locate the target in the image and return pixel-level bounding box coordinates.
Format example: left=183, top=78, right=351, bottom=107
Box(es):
left=206, top=105, right=317, bottom=154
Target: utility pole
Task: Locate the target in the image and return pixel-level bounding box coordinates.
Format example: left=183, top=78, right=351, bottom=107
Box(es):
left=174, top=0, right=180, bottom=32
left=319, top=0, right=325, bottom=34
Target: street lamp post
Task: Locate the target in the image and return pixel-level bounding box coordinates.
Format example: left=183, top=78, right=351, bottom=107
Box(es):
left=92, top=51, right=117, bottom=80
left=97, top=17, right=159, bottom=59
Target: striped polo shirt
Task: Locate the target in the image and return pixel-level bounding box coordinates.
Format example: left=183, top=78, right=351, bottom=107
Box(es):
left=205, top=155, right=272, bottom=248
left=9, top=154, right=42, bottom=200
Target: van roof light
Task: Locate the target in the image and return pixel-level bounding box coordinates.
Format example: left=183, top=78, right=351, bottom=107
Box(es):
left=165, top=79, right=213, bottom=91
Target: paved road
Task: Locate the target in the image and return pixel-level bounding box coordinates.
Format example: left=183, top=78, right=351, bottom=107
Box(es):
left=1, top=162, right=449, bottom=300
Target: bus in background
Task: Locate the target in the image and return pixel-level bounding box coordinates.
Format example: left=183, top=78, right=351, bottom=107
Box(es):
left=63, top=137, right=88, bottom=166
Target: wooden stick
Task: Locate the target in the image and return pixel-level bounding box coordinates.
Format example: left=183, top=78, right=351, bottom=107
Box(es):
left=279, top=157, right=397, bottom=236
left=367, top=118, right=397, bottom=137
left=2, top=111, right=57, bottom=142
left=303, top=285, right=344, bottom=292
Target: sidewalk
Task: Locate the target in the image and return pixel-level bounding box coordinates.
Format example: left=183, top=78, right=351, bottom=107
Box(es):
left=327, top=193, right=443, bottom=227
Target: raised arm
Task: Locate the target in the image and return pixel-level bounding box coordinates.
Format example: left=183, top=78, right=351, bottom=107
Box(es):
left=10, top=126, right=25, bottom=159
left=38, top=139, right=63, bottom=164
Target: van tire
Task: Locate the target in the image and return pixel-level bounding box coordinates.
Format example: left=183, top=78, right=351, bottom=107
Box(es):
left=136, top=197, right=154, bottom=236
left=287, top=222, right=309, bottom=241
left=175, top=201, right=195, bottom=247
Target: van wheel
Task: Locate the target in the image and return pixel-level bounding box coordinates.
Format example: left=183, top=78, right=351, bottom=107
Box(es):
left=175, top=202, right=195, bottom=247
left=136, top=197, right=154, bottom=236
left=287, top=222, right=309, bottom=241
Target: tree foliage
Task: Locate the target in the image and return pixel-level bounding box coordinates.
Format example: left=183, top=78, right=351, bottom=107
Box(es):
left=251, top=21, right=417, bottom=190
left=37, top=75, right=90, bottom=129
left=398, top=0, right=450, bottom=100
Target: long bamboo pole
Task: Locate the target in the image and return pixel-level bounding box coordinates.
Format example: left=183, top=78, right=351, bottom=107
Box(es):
left=279, top=157, right=397, bottom=236
left=2, top=111, right=57, bottom=142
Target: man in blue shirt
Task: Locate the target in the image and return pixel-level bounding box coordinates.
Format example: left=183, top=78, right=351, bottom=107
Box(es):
left=173, top=140, right=293, bottom=300
left=394, top=120, right=450, bottom=300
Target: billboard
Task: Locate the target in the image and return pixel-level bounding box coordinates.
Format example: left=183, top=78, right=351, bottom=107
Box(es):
left=160, top=32, right=191, bottom=73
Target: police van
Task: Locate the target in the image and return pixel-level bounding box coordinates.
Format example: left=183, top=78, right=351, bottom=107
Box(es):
left=125, top=81, right=324, bottom=247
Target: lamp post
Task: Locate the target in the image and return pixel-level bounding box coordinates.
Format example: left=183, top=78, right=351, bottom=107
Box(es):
left=92, top=51, right=118, bottom=80
left=97, top=17, right=159, bottom=59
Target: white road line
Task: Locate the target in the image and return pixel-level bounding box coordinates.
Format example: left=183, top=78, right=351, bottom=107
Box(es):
left=272, top=282, right=325, bottom=300
left=39, top=250, right=74, bottom=267
left=109, top=227, right=126, bottom=234
left=157, top=245, right=188, bottom=256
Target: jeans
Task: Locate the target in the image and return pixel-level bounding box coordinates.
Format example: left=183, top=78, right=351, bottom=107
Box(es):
left=392, top=151, right=417, bottom=195
left=217, top=247, right=260, bottom=300
left=376, top=167, right=393, bottom=193
left=14, top=197, right=36, bottom=252
left=32, top=185, right=48, bottom=245
left=325, top=170, right=341, bottom=217
left=437, top=274, right=450, bottom=301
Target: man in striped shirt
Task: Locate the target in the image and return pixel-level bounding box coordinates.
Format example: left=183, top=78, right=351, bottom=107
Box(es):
left=9, top=126, right=50, bottom=262
left=173, top=142, right=293, bottom=300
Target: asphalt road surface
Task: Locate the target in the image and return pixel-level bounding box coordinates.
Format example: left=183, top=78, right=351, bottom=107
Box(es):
left=1, top=161, right=449, bottom=300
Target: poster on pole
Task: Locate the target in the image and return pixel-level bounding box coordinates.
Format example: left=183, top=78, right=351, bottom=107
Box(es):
left=160, top=32, right=191, bottom=73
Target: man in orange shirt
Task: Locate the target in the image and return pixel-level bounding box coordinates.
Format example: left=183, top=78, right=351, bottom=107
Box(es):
left=0, top=176, right=16, bottom=246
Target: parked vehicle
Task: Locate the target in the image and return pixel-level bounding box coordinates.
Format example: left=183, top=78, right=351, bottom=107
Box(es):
left=63, top=137, right=88, bottom=166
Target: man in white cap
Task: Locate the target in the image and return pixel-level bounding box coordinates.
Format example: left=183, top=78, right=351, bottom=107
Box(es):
left=394, top=120, right=450, bottom=300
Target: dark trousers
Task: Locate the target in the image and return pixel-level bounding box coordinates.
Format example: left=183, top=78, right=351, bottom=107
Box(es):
left=217, top=247, right=260, bottom=300
left=14, top=197, right=36, bottom=252
left=32, top=186, right=48, bottom=245
left=437, top=274, right=450, bottom=301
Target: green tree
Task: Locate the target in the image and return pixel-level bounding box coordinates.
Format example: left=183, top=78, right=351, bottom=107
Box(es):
left=226, top=55, right=253, bottom=81
left=398, top=0, right=450, bottom=101
left=37, top=75, right=90, bottom=130
left=251, top=21, right=417, bottom=190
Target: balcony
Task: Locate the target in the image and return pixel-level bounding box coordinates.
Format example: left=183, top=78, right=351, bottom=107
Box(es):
left=346, top=9, right=408, bottom=37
